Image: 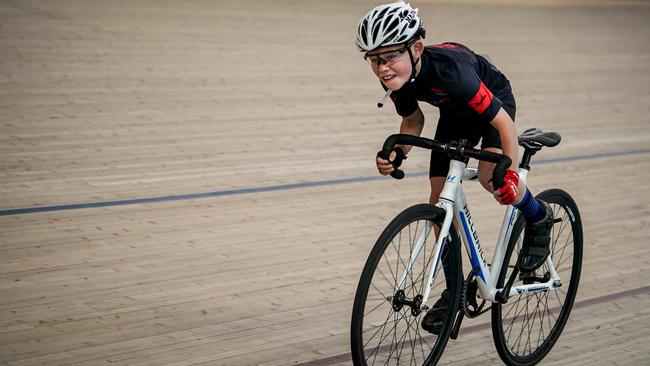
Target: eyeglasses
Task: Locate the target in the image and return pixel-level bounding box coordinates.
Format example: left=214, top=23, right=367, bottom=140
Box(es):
left=364, top=46, right=409, bottom=67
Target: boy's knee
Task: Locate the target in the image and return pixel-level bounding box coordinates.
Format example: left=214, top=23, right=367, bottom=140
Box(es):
left=478, top=147, right=501, bottom=193
left=429, top=192, right=440, bottom=205
left=477, top=168, right=494, bottom=192
left=429, top=176, right=446, bottom=204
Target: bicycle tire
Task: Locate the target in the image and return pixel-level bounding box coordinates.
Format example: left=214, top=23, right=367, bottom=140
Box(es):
left=351, top=203, right=463, bottom=366
left=491, top=189, right=583, bottom=366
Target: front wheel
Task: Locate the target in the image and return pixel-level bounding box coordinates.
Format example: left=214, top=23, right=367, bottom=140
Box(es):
left=351, top=204, right=462, bottom=366
left=491, top=189, right=583, bottom=365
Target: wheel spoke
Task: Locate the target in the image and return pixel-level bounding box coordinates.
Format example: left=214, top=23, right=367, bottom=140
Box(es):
left=364, top=297, right=390, bottom=318
left=364, top=305, right=400, bottom=350
left=370, top=269, right=392, bottom=299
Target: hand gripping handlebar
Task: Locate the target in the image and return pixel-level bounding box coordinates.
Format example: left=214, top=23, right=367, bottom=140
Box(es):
left=378, top=134, right=512, bottom=189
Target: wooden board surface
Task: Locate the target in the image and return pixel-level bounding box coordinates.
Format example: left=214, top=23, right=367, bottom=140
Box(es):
left=1, top=1, right=649, bottom=365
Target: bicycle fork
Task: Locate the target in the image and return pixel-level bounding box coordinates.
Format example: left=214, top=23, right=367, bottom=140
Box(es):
left=394, top=202, right=455, bottom=312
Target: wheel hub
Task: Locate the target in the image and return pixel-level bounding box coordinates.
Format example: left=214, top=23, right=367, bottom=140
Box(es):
left=388, top=290, right=423, bottom=316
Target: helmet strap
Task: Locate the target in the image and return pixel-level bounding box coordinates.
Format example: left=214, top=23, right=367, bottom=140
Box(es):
left=406, top=46, right=420, bottom=83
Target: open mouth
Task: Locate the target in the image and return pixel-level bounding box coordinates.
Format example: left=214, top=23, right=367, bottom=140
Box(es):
left=382, top=75, right=396, bottom=81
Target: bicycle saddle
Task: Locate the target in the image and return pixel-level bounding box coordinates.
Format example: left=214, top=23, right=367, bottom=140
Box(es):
left=518, top=128, right=561, bottom=148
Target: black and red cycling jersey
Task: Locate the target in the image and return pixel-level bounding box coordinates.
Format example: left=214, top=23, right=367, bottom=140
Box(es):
left=387, top=42, right=512, bottom=124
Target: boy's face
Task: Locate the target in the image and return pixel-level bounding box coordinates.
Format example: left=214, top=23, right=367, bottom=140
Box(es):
left=365, top=41, right=422, bottom=91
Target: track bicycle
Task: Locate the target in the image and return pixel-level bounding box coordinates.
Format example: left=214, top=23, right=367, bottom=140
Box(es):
left=350, top=128, right=583, bottom=365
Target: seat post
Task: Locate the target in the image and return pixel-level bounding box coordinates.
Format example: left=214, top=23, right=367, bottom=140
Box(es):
left=519, top=145, right=541, bottom=171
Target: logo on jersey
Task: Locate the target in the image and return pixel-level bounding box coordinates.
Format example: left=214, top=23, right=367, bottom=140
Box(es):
left=430, top=87, right=450, bottom=105
left=469, top=82, right=493, bottom=114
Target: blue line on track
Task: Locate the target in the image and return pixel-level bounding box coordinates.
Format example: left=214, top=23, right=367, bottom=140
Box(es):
left=1, top=148, right=649, bottom=217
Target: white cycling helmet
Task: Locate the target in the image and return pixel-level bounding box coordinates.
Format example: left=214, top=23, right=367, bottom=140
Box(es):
left=356, top=1, right=424, bottom=52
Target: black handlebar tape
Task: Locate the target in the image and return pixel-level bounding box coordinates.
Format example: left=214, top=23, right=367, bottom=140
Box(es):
left=380, top=134, right=510, bottom=182
left=380, top=135, right=400, bottom=159
left=381, top=134, right=440, bottom=180
left=474, top=149, right=504, bottom=163
left=390, top=169, right=405, bottom=179
left=490, top=156, right=512, bottom=189
left=378, top=148, right=406, bottom=180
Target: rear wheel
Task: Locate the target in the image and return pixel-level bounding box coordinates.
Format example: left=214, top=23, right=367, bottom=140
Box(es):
left=491, top=189, right=583, bottom=365
left=351, top=204, right=462, bottom=365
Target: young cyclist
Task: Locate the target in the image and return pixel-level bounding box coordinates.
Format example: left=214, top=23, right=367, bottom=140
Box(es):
left=356, top=1, right=555, bottom=334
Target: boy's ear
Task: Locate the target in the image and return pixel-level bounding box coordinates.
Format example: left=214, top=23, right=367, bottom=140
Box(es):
left=413, top=40, right=425, bottom=56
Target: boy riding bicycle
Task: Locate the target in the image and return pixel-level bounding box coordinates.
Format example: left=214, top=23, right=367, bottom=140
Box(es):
left=356, top=1, right=554, bottom=333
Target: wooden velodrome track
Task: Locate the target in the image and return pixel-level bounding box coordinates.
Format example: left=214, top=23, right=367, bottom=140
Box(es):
left=1, top=0, right=649, bottom=365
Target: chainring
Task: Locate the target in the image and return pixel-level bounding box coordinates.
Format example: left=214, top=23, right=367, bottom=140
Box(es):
left=461, top=272, right=490, bottom=318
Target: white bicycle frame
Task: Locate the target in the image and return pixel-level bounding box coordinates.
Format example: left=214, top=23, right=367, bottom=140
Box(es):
left=396, top=159, right=561, bottom=310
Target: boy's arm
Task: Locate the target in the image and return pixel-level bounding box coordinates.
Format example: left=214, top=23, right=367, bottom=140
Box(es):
left=490, top=107, right=526, bottom=204
left=489, top=108, right=519, bottom=170
left=376, top=107, right=424, bottom=176
left=397, top=106, right=425, bottom=155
